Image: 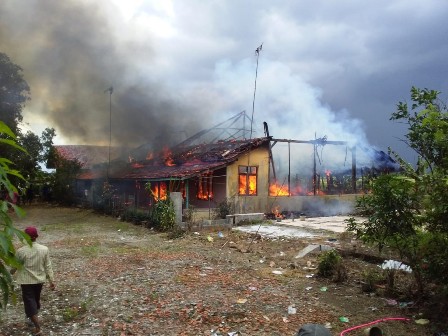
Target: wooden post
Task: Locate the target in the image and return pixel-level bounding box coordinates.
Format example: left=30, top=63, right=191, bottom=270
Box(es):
left=288, top=142, right=291, bottom=196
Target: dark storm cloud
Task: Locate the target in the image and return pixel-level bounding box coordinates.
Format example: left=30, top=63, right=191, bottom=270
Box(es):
left=1, top=0, right=447, bottom=165
left=0, top=0, right=207, bottom=148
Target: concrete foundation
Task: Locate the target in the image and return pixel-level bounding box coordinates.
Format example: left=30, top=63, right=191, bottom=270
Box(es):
left=227, top=213, right=265, bottom=225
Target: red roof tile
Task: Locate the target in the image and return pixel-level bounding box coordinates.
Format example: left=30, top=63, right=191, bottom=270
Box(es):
left=63, top=137, right=271, bottom=180
left=54, top=145, right=129, bottom=169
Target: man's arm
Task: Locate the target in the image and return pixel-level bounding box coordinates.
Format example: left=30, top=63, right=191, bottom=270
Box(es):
left=10, top=248, right=24, bottom=275
left=44, top=249, right=55, bottom=290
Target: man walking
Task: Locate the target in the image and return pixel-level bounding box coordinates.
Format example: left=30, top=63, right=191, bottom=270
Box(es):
left=12, top=226, right=55, bottom=335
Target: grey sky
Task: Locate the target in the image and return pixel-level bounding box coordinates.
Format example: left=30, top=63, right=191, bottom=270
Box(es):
left=1, top=0, right=447, bottom=164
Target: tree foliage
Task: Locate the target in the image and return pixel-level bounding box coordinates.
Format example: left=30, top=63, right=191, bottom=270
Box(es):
left=51, top=156, right=82, bottom=206
left=40, top=127, right=57, bottom=168
left=392, top=87, right=448, bottom=171
left=0, top=121, right=29, bottom=310
left=347, top=87, right=448, bottom=293
left=15, top=131, right=43, bottom=180
left=0, top=53, right=30, bottom=134
left=0, top=52, right=52, bottom=187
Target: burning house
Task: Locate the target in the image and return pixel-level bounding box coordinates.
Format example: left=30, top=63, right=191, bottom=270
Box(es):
left=55, top=136, right=272, bottom=215
left=53, top=113, right=400, bottom=218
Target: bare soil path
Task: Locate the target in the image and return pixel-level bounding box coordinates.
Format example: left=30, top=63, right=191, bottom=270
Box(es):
left=1, top=205, right=431, bottom=335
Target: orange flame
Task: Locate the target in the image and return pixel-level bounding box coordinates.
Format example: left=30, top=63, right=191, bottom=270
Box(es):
left=239, top=175, right=257, bottom=195
left=146, top=151, right=154, bottom=160
left=197, top=190, right=212, bottom=200
left=272, top=206, right=284, bottom=219
left=269, top=181, right=289, bottom=196
left=162, top=146, right=175, bottom=166
left=290, top=185, right=304, bottom=196
left=307, top=190, right=326, bottom=196
left=197, top=174, right=213, bottom=200
left=151, top=182, right=167, bottom=201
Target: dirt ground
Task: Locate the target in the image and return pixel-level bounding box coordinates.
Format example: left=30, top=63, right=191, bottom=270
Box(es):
left=0, top=205, right=436, bottom=335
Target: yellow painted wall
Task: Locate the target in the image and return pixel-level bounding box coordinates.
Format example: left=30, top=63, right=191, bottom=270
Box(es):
left=226, top=146, right=271, bottom=213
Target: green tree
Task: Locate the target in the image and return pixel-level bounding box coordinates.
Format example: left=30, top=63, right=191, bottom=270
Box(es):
left=347, top=87, right=448, bottom=293
left=40, top=127, right=56, bottom=169
left=392, top=87, right=448, bottom=172
left=6, top=129, right=55, bottom=192
left=51, top=156, right=82, bottom=206
left=0, top=121, right=29, bottom=310
left=392, top=87, right=448, bottom=235
left=0, top=52, right=50, bottom=188
left=347, top=174, right=425, bottom=291
left=16, top=131, right=43, bottom=180
left=0, top=53, right=30, bottom=135
left=38, top=128, right=81, bottom=205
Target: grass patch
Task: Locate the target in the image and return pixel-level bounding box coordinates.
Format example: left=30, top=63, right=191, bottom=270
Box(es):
left=44, top=222, right=90, bottom=234
left=111, top=245, right=140, bottom=254
left=62, top=299, right=90, bottom=322
left=80, top=242, right=101, bottom=257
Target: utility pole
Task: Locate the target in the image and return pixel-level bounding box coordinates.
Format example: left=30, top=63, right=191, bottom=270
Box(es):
left=104, top=86, right=113, bottom=180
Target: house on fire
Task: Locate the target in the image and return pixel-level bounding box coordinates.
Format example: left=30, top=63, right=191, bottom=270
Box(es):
left=54, top=113, right=400, bottom=217
left=54, top=136, right=273, bottom=215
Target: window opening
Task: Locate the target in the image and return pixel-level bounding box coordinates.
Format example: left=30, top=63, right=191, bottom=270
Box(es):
left=238, top=166, right=258, bottom=195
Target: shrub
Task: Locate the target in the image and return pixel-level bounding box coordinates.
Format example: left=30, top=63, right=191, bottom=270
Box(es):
left=183, top=205, right=198, bottom=232
left=361, top=268, right=385, bottom=293
left=150, top=199, right=176, bottom=232
left=318, top=250, right=346, bottom=282
left=212, top=197, right=234, bottom=219
left=166, top=226, right=186, bottom=239
left=419, top=232, right=448, bottom=285
left=121, top=208, right=151, bottom=225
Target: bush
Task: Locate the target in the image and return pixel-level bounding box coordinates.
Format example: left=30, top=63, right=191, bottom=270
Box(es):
left=361, top=268, right=385, bottom=293
left=149, top=199, right=176, bottom=232
left=212, top=197, right=234, bottom=219
left=166, top=226, right=186, bottom=239
left=121, top=208, right=151, bottom=225
left=318, top=250, right=346, bottom=282
left=419, top=232, right=448, bottom=285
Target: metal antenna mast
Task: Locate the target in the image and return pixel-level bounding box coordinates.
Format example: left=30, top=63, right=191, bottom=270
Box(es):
left=243, top=44, right=263, bottom=212
left=249, top=43, right=263, bottom=140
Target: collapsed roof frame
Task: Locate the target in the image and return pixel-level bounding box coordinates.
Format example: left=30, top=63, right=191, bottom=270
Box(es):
left=270, top=138, right=357, bottom=195
left=176, top=110, right=253, bottom=147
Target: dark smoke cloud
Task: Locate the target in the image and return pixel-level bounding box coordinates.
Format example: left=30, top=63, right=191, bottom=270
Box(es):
left=0, top=0, right=205, bottom=149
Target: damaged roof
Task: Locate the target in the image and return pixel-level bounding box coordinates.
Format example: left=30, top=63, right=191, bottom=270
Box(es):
left=54, top=145, right=129, bottom=169
left=112, top=137, right=271, bottom=180
left=57, top=137, right=271, bottom=180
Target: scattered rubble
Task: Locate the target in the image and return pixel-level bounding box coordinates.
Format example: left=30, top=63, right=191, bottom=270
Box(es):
left=1, top=206, right=433, bottom=335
